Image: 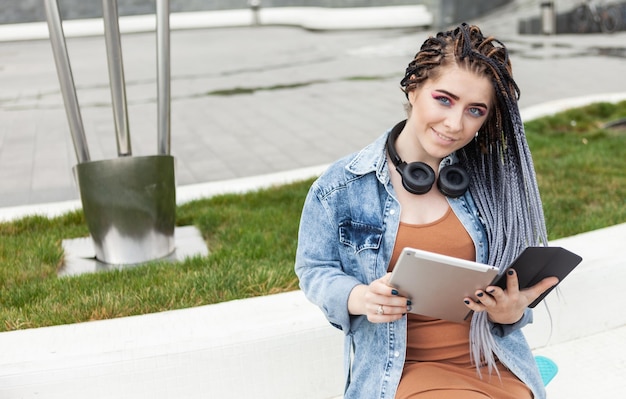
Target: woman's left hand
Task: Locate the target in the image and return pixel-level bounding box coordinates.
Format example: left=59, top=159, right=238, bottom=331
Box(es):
left=463, top=269, right=559, bottom=325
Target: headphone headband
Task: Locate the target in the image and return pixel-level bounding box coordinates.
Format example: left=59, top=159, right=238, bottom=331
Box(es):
left=386, top=120, right=469, bottom=198
left=386, top=120, right=407, bottom=169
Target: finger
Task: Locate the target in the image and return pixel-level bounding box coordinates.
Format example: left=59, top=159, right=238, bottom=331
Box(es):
left=370, top=273, right=394, bottom=294
left=464, top=297, right=486, bottom=313
left=523, top=276, right=559, bottom=304
left=366, top=289, right=411, bottom=311
left=380, top=301, right=412, bottom=315
left=369, top=302, right=390, bottom=317
left=474, top=290, right=495, bottom=307
left=367, top=302, right=409, bottom=323
left=373, top=272, right=392, bottom=289
left=372, top=275, right=412, bottom=305
left=485, top=285, right=502, bottom=299
left=505, top=268, right=520, bottom=293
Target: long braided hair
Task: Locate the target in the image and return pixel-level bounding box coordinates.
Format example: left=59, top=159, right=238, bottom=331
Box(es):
left=401, top=23, right=548, bottom=375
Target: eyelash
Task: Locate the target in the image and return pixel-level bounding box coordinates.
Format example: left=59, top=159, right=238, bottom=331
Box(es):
left=434, top=95, right=486, bottom=117
left=469, top=107, right=487, bottom=117
left=435, top=95, right=452, bottom=106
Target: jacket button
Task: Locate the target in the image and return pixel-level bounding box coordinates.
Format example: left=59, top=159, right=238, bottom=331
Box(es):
left=394, top=351, right=400, bottom=358
left=390, top=209, right=396, bottom=215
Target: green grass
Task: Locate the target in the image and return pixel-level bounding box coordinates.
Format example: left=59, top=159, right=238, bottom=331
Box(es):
left=525, top=101, right=626, bottom=238
left=1, top=101, right=625, bottom=332
left=0, top=183, right=308, bottom=331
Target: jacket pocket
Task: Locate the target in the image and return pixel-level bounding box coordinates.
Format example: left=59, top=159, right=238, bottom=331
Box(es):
left=339, top=220, right=383, bottom=253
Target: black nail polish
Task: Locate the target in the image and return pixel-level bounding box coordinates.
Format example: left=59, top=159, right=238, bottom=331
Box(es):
left=487, top=289, right=495, bottom=294
left=391, top=289, right=399, bottom=296
left=508, top=269, right=515, bottom=276
left=464, top=299, right=470, bottom=305
left=407, top=300, right=412, bottom=306
left=477, top=292, right=484, bottom=297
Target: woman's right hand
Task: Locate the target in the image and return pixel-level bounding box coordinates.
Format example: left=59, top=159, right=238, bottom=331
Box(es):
left=348, top=272, right=412, bottom=323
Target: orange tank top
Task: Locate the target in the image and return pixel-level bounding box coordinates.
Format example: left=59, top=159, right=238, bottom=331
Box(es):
left=388, top=206, right=476, bottom=365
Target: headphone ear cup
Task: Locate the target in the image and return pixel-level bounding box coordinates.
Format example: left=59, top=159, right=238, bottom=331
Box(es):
left=398, top=162, right=435, bottom=195
left=437, top=164, right=470, bottom=198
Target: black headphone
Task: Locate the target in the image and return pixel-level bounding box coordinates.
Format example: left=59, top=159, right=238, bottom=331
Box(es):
left=386, top=120, right=469, bottom=198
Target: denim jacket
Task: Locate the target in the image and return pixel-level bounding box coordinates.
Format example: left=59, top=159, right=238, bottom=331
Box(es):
left=295, top=128, right=546, bottom=399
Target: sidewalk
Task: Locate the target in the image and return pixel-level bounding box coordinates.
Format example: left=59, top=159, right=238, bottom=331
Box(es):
left=1, top=6, right=625, bottom=209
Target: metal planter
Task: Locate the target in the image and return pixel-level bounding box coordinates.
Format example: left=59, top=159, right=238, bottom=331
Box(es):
left=45, top=0, right=175, bottom=266
left=74, top=155, right=176, bottom=265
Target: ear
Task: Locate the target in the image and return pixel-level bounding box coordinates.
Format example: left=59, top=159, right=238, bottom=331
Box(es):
left=407, top=88, right=418, bottom=105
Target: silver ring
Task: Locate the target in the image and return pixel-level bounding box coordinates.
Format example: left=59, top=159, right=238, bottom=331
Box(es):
left=377, top=305, right=384, bottom=315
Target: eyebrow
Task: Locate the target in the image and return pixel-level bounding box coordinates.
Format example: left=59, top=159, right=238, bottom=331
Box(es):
left=435, top=89, right=489, bottom=109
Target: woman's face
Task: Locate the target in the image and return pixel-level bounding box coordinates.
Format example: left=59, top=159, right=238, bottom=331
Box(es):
left=403, top=64, right=493, bottom=163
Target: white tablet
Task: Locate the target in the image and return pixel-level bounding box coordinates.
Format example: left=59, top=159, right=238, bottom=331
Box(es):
left=389, top=247, right=499, bottom=323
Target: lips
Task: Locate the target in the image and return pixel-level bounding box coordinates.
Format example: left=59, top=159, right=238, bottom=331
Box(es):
left=432, top=128, right=456, bottom=143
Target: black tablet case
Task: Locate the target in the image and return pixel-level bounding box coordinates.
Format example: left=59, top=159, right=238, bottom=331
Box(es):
left=493, top=246, right=583, bottom=307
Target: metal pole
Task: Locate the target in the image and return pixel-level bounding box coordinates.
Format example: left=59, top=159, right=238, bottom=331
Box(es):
left=156, top=0, right=171, bottom=155
left=102, top=0, right=132, bottom=156
left=248, top=0, right=262, bottom=26
left=43, top=0, right=91, bottom=164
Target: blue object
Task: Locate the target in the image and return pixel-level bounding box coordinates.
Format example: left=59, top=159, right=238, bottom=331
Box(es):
left=535, top=355, right=559, bottom=386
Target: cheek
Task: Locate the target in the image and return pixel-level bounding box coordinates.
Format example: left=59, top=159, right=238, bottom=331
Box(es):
left=457, top=119, right=485, bottom=146
left=465, top=116, right=487, bottom=134
left=413, top=102, right=444, bottom=124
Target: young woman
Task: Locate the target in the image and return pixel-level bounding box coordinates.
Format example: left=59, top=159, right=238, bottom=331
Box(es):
left=295, top=23, right=557, bottom=399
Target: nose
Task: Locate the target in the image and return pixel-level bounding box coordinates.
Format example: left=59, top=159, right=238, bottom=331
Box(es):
left=443, top=109, right=463, bottom=133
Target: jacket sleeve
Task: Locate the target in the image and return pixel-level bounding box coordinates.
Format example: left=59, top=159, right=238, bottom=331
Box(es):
left=294, top=183, right=362, bottom=334
left=490, top=308, right=533, bottom=337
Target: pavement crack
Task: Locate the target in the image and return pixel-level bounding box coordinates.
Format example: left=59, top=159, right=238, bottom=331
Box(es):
left=1, top=74, right=397, bottom=110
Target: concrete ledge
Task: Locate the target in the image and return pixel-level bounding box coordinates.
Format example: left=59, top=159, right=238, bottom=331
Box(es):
left=257, top=6, right=432, bottom=31
left=520, top=92, right=626, bottom=122
left=0, top=6, right=433, bottom=42
left=524, top=224, right=626, bottom=398
left=525, top=223, right=626, bottom=347
left=0, top=291, right=344, bottom=398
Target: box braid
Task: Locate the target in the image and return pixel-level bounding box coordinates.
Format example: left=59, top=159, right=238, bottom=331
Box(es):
left=401, top=23, right=548, bottom=377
